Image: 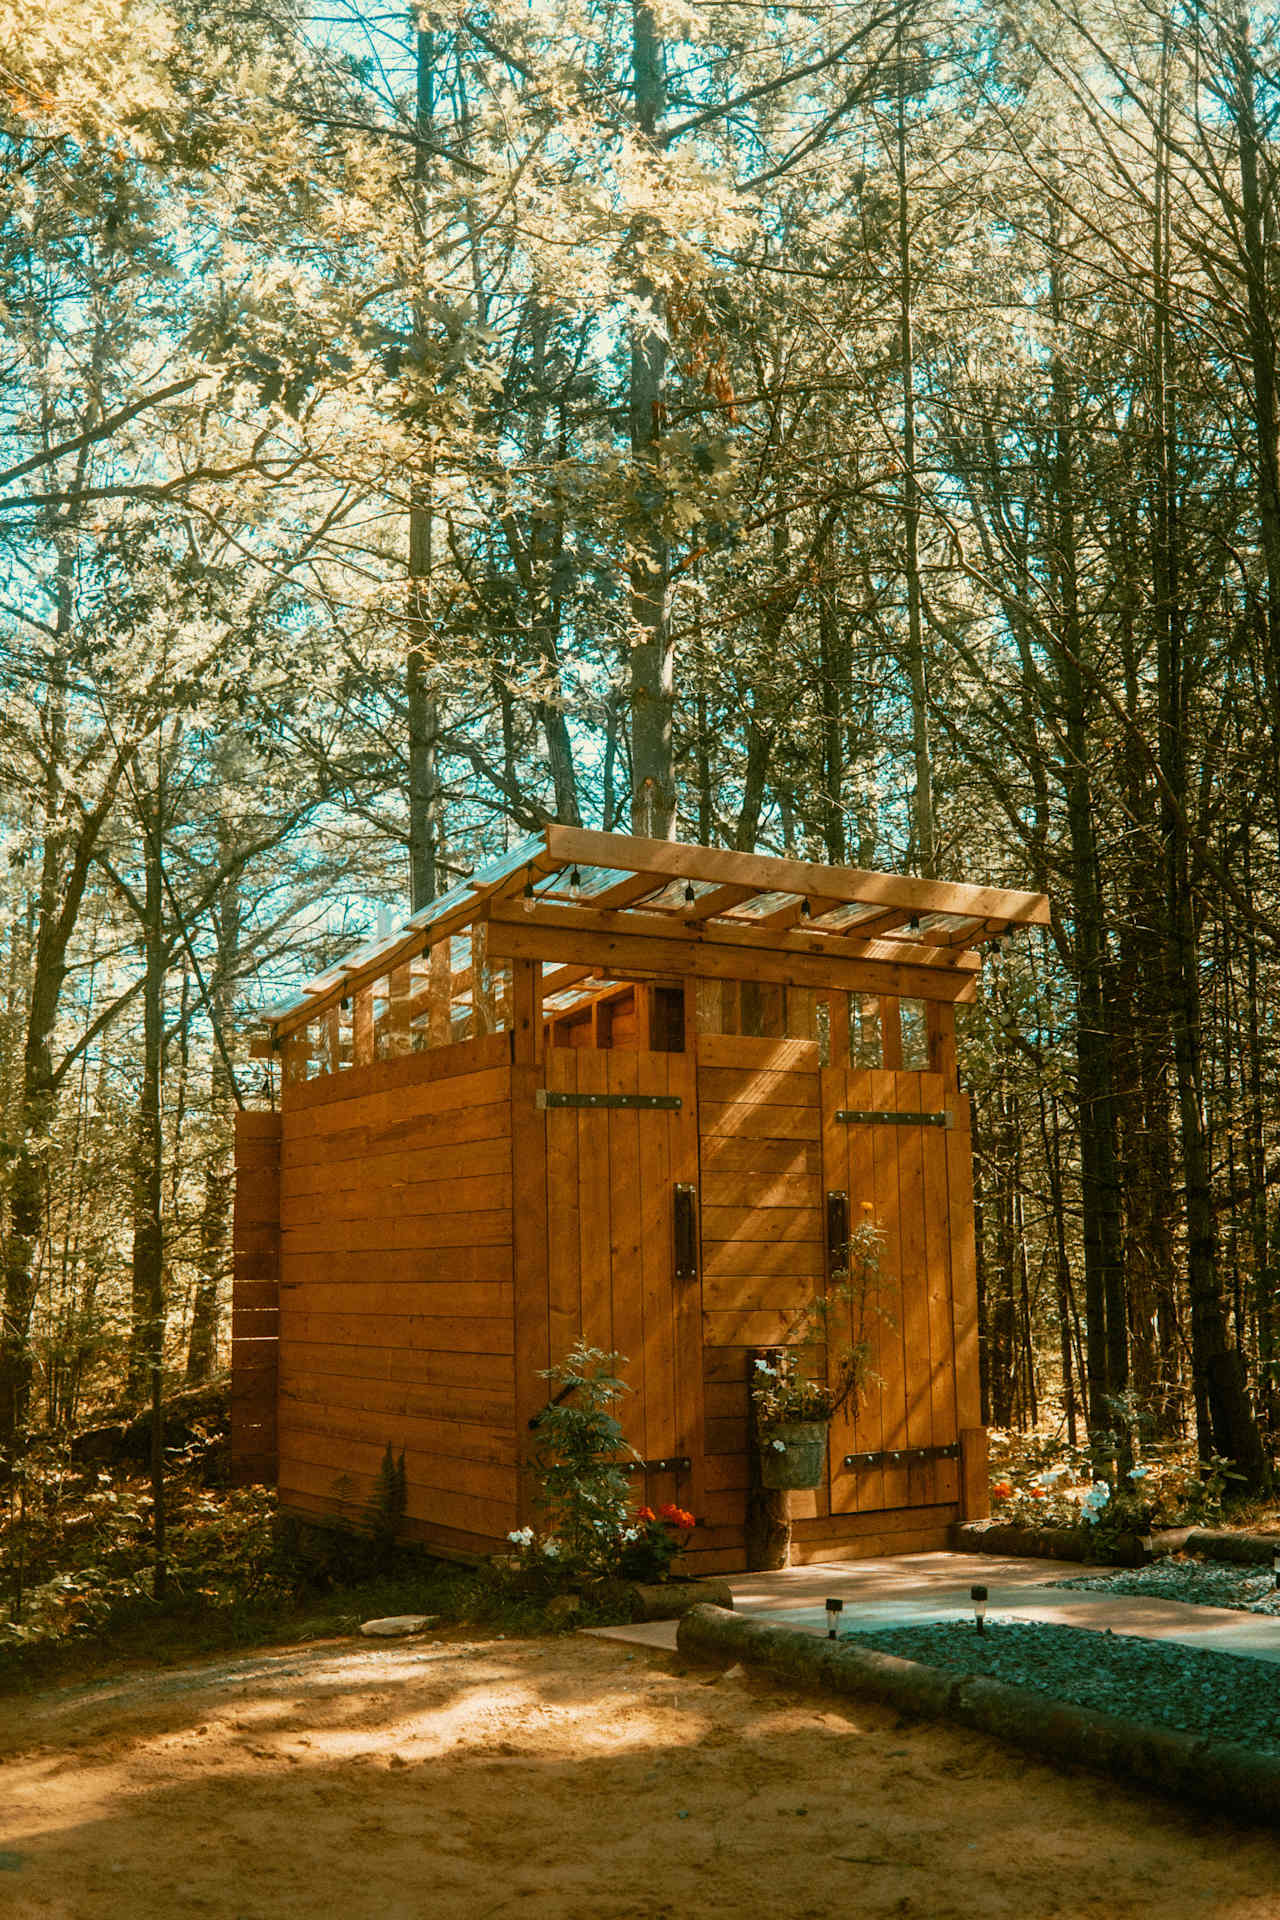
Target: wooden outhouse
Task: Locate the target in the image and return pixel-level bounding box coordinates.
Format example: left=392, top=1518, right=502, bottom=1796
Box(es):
left=232, top=828, right=1049, bottom=1572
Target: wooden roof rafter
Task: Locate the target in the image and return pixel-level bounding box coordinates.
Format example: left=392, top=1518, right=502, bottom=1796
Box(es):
left=258, top=825, right=1049, bottom=1042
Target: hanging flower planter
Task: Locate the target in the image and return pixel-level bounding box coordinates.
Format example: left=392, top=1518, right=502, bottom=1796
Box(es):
left=759, top=1420, right=830, bottom=1491
left=751, top=1220, right=885, bottom=1496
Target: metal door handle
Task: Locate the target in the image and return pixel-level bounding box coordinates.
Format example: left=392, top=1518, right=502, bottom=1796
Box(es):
left=827, top=1189, right=850, bottom=1279
left=674, top=1183, right=699, bottom=1282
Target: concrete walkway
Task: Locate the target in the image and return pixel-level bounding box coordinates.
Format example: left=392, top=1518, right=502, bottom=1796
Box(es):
left=583, top=1549, right=1280, bottom=1664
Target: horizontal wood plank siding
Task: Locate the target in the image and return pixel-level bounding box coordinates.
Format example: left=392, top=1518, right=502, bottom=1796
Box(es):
left=275, top=1060, right=518, bottom=1554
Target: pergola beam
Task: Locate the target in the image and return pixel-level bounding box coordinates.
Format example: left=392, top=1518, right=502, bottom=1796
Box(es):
left=262, top=827, right=1039, bottom=1044
left=488, top=913, right=980, bottom=1005
left=543, top=825, right=1051, bottom=929
left=492, top=900, right=981, bottom=977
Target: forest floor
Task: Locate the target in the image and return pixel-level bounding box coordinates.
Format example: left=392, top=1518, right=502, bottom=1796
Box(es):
left=2, top=1627, right=1280, bottom=1920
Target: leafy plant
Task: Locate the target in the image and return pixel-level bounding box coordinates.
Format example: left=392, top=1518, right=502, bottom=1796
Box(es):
left=367, top=1444, right=408, bottom=1569
left=616, top=1504, right=696, bottom=1582
left=528, top=1343, right=637, bottom=1574
left=751, top=1219, right=882, bottom=1435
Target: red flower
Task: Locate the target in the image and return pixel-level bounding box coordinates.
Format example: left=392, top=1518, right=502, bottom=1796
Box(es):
left=636, top=1506, right=656, bottom=1524
left=660, top=1503, right=696, bottom=1529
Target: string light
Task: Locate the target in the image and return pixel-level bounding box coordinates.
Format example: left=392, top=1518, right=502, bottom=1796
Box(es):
left=684, top=881, right=696, bottom=905
left=569, top=866, right=582, bottom=901
left=522, top=875, right=536, bottom=914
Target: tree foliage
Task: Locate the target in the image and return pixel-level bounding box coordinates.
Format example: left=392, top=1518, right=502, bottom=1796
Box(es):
left=0, top=0, right=1278, bottom=1490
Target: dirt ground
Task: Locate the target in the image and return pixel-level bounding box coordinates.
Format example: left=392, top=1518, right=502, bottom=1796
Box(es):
left=1, top=1629, right=1278, bottom=1920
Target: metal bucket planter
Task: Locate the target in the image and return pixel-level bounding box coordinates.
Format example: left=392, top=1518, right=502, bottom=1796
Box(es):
left=759, top=1420, right=829, bottom=1491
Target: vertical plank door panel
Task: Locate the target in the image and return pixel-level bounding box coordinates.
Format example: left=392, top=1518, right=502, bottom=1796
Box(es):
left=636, top=1050, right=676, bottom=1479
left=607, top=1051, right=645, bottom=1458
left=895, top=1070, right=934, bottom=1506
left=669, top=1048, right=705, bottom=1516
left=545, top=1052, right=582, bottom=1374
left=923, top=1070, right=960, bottom=1504
left=575, top=1049, right=614, bottom=1361
left=869, top=1067, right=909, bottom=1511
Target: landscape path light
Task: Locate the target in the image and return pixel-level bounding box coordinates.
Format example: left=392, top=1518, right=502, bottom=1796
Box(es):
left=1273, top=1548, right=1280, bottom=1591
left=971, top=1584, right=988, bottom=1635
left=825, top=1597, right=843, bottom=1640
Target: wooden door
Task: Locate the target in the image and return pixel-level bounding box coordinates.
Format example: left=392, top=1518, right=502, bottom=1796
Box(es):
left=822, top=1066, right=973, bottom=1517
left=696, top=1034, right=831, bottom=1536
left=541, top=1046, right=703, bottom=1513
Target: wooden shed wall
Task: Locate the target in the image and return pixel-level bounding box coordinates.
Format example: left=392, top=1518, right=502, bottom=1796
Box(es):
left=235, top=1002, right=985, bottom=1571
left=274, top=1034, right=519, bottom=1559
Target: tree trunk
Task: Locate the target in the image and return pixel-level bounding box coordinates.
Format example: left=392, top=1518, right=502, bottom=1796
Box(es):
left=186, top=860, right=240, bottom=1384
left=408, top=23, right=442, bottom=910
left=1048, top=262, right=1127, bottom=1470
left=895, top=32, right=934, bottom=877
left=627, top=2, right=674, bottom=838
left=1228, top=10, right=1280, bottom=754
left=818, top=534, right=847, bottom=864
left=127, top=789, right=167, bottom=1403
left=1152, top=44, right=1268, bottom=1486
left=0, top=586, right=123, bottom=1453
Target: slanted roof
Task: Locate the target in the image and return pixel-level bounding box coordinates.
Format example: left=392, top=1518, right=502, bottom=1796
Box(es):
left=260, top=826, right=1050, bottom=1042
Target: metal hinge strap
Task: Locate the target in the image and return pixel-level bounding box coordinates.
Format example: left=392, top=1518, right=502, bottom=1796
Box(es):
left=843, top=1442, right=961, bottom=1469
left=535, top=1090, right=682, bottom=1111
left=835, top=1109, right=953, bottom=1128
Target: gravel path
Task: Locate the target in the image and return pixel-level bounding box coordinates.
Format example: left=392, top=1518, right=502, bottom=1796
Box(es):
left=1052, top=1558, right=1280, bottom=1614
left=845, top=1619, right=1280, bottom=1754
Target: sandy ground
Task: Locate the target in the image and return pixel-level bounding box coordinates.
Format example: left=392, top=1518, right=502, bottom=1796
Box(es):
left=1, top=1630, right=1278, bottom=1920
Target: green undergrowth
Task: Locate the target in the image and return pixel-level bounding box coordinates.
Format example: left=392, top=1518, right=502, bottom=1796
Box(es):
left=987, top=1424, right=1280, bottom=1555
left=0, top=1416, right=635, bottom=1695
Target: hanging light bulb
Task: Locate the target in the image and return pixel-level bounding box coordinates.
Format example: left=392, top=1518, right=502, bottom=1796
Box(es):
left=522, top=874, right=536, bottom=915
left=908, top=914, right=920, bottom=933
left=684, top=881, right=696, bottom=905
left=569, top=866, right=582, bottom=902
left=801, top=897, right=812, bottom=918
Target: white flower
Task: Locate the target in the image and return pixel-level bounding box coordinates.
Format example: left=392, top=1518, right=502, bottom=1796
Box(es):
left=771, top=1438, right=786, bottom=1452
left=1081, top=1483, right=1111, bottom=1524
left=507, top=1527, right=534, bottom=1548
left=541, top=1539, right=560, bottom=1558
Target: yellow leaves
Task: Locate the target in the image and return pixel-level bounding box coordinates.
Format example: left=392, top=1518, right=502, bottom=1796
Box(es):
left=0, top=0, right=178, bottom=155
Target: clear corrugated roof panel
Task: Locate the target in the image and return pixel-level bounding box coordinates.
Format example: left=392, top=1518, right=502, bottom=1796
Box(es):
left=723, top=889, right=802, bottom=918
left=640, top=877, right=723, bottom=911
left=913, top=910, right=981, bottom=934
left=808, top=901, right=900, bottom=930
left=536, top=863, right=624, bottom=899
